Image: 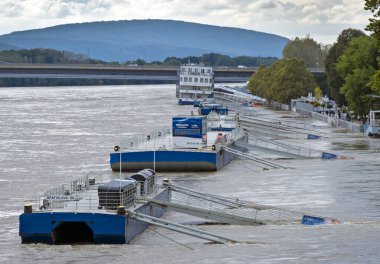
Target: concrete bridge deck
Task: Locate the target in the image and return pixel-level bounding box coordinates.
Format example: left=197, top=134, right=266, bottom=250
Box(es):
left=0, top=64, right=325, bottom=83
left=0, top=64, right=256, bottom=82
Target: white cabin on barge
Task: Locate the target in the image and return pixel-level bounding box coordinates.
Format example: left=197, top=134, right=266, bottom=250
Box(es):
left=176, top=64, right=214, bottom=105
left=366, top=110, right=380, bottom=136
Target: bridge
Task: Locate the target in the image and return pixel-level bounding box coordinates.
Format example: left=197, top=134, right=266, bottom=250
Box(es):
left=0, top=64, right=255, bottom=83
left=0, top=64, right=325, bottom=83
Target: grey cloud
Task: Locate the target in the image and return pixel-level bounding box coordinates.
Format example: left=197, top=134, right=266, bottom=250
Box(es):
left=258, top=1, right=277, bottom=9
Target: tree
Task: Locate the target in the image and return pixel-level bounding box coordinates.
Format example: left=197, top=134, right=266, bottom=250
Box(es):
left=324, top=29, right=366, bottom=106
left=314, top=87, right=323, bottom=101
left=163, top=57, right=180, bottom=66
left=336, top=36, right=379, bottom=116
left=282, top=35, right=327, bottom=68
left=365, top=0, right=380, bottom=41
left=365, top=0, right=380, bottom=96
left=248, top=58, right=315, bottom=104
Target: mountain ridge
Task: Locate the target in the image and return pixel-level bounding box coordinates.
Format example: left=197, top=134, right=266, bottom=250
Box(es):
left=0, top=19, right=289, bottom=62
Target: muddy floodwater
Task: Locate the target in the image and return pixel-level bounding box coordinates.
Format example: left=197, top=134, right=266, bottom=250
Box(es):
left=0, top=85, right=379, bottom=263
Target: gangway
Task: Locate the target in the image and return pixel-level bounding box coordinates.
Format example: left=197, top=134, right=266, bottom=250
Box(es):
left=239, top=115, right=325, bottom=139
left=240, top=121, right=313, bottom=140
left=242, top=115, right=326, bottom=131
left=145, top=183, right=337, bottom=226
left=244, top=133, right=340, bottom=160
left=128, top=210, right=239, bottom=244
left=214, top=95, right=261, bottom=117
left=223, top=146, right=287, bottom=169
left=246, top=134, right=322, bottom=159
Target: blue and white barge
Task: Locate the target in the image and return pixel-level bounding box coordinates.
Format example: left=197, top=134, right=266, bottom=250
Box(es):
left=19, top=170, right=170, bottom=244
left=110, top=114, right=248, bottom=172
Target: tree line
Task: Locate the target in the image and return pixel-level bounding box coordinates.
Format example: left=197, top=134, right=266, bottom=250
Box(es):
left=248, top=0, right=380, bottom=117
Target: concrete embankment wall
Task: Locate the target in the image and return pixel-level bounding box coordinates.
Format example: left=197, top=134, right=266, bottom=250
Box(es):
left=267, top=101, right=290, bottom=111
left=293, top=102, right=363, bottom=133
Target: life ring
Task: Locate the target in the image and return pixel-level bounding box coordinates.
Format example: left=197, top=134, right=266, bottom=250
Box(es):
left=114, top=145, right=120, bottom=151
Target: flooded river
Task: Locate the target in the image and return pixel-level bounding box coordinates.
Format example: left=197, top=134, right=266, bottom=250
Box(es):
left=0, top=85, right=379, bottom=263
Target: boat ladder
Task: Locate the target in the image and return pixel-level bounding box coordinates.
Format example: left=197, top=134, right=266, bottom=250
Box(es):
left=128, top=210, right=239, bottom=244
left=222, top=146, right=287, bottom=169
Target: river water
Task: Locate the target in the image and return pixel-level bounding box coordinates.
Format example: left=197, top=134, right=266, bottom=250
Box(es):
left=0, top=85, right=379, bottom=263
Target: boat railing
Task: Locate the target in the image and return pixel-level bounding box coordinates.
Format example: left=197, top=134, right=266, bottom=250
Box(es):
left=208, top=114, right=238, bottom=128
left=120, top=126, right=171, bottom=150
left=249, top=136, right=321, bottom=158
left=180, top=72, right=213, bottom=77
left=211, top=128, right=246, bottom=149
left=24, top=173, right=107, bottom=211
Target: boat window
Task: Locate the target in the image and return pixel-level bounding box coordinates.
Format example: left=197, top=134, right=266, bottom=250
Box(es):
left=189, top=77, right=192, bottom=82
left=184, top=77, right=188, bottom=82
left=205, top=78, right=208, bottom=83
left=201, top=69, right=205, bottom=73
left=182, top=68, right=186, bottom=72
left=180, top=77, right=183, bottom=82
left=195, top=68, right=198, bottom=72
left=194, top=78, right=198, bottom=82
left=207, top=69, right=211, bottom=73
left=200, top=78, right=203, bottom=83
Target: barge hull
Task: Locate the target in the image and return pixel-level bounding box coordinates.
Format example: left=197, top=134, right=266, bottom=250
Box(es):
left=19, top=189, right=169, bottom=244
left=110, top=134, right=248, bottom=172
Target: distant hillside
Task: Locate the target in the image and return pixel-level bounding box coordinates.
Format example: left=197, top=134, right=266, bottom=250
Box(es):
left=0, top=43, right=17, bottom=51
left=0, top=20, right=289, bottom=62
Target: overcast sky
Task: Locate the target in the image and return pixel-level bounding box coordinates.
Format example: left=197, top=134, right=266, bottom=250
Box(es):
left=0, top=0, right=372, bottom=44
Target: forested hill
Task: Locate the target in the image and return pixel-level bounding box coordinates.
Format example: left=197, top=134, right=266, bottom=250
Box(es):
left=0, top=20, right=289, bottom=62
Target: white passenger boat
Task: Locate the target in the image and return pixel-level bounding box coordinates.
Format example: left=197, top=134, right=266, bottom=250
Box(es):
left=176, top=64, right=214, bottom=105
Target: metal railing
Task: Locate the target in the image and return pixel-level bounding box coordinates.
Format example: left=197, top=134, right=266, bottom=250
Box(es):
left=23, top=174, right=166, bottom=212
left=248, top=135, right=318, bottom=158
left=294, top=102, right=364, bottom=133
left=119, top=126, right=172, bottom=151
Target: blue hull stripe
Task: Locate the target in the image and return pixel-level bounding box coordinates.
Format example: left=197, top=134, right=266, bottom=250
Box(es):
left=110, top=135, right=248, bottom=172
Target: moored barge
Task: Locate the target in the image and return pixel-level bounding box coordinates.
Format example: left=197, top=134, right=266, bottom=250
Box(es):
left=19, top=170, right=170, bottom=244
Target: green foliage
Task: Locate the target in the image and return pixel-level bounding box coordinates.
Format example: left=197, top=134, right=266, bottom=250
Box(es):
left=163, top=57, right=181, bottom=66
left=179, top=53, right=278, bottom=67
left=313, top=87, right=323, bottom=101
left=248, top=58, right=315, bottom=104
left=370, top=70, right=380, bottom=94
left=336, top=35, right=379, bottom=115
left=324, top=28, right=366, bottom=106
left=0, top=48, right=104, bottom=64
left=365, top=0, right=380, bottom=100
left=365, top=0, right=380, bottom=41
left=124, top=53, right=278, bottom=67
left=282, top=36, right=327, bottom=68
